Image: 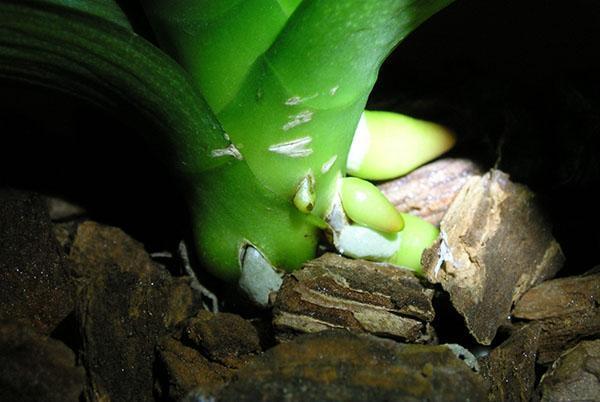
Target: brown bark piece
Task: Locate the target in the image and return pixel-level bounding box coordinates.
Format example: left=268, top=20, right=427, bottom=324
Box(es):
left=0, top=189, right=75, bottom=335
left=272, top=253, right=435, bottom=343
left=539, top=339, right=600, bottom=402
left=0, top=322, right=85, bottom=402
left=216, top=330, right=488, bottom=402
left=70, top=221, right=201, bottom=402
left=479, top=323, right=541, bottom=402
left=422, top=170, right=564, bottom=345
left=378, top=158, right=482, bottom=226
left=156, top=310, right=263, bottom=401
left=155, top=336, right=233, bottom=401
left=512, top=271, right=600, bottom=364
left=183, top=310, right=262, bottom=369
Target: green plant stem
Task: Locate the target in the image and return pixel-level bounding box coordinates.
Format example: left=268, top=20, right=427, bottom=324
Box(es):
left=141, top=0, right=303, bottom=114
left=1, top=0, right=455, bottom=288
left=0, top=0, right=318, bottom=281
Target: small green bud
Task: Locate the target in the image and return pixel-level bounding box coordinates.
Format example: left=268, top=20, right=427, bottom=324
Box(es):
left=293, top=174, right=316, bottom=214
left=339, top=177, right=404, bottom=233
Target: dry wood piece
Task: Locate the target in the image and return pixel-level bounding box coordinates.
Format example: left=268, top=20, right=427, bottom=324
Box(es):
left=217, top=331, right=488, bottom=402
left=0, top=322, right=86, bottom=402
left=479, top=323, right=541, bottom=402
left=377, top=158, right=482, bottom=226
left=272, top=253, right=435, bottom=343
left=421, top=170, right=564, bottom=345
left=538, top=339, right=600, bottom=402
left=70, top=222, right=200, bottom=402
left=512, top=271, right=600, bottom=364
left=0, top=189, right=75, bottom=335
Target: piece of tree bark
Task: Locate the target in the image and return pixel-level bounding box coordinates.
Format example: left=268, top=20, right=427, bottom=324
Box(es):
left=378, top=158, right=482, bottom=226
left=421, top=170, right=564, bottom=345
left=272, top=253, right=435, bottom=343
left=512, top=271, right=600, bottom=364
left=70, top=221, right=201, bottom=402
left=0, top=322, right=85, bottom=402
left=0, top=189, right=75, bottom=335
left=479, top=323, right=541, bottom=402
left=538, top=339, right=600, bottom=402
left=216, top=330, right=488, bottom=402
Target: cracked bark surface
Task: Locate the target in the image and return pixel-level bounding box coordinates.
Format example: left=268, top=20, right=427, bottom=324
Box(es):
left=272, top=253, right=435, bottom=343
left=512, top=270, right=600, bottom=364
left=216, top=330, right=488, bottom=402
left=421, top=170, right=564, bottom=344
left=378, top=158, right=482, bottom=226
left=479, top=323, right=541, bottom=402
left=539, top=339, right=600, bottom=402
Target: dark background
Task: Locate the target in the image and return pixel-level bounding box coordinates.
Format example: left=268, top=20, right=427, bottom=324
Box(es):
left=2, top=0, right=600, bottom=274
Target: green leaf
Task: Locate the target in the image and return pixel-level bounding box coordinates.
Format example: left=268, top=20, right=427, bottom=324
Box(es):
left=1, top=0, right=456, bottom=285
left=0, top=0, right=320, bottom=281
left=39, top=0, right=133, bottom=31
left=0, top=0, right=226, bottom=174
left=144, top=0, right=455, bottom=283
left=141, top=0, right=303, bottom=113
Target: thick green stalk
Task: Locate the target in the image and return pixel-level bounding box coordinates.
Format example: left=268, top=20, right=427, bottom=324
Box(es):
left=141, top=0, right=303, bottom=113
left=142, top=0, right=455, bottom=224
left=1, top=0, right=455, bottom=291
left=0, top=0, right=317, bottom=281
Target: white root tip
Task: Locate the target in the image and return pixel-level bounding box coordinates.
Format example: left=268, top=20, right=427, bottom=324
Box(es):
left=238, top=246, right=283, bottom=307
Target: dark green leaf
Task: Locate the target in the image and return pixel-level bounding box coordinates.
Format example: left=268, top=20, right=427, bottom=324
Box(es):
left=0, top=0, right=227, bottom=174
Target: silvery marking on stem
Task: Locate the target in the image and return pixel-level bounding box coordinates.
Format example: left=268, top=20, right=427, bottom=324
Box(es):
left=268, top=136, right=313, bottom=157
left=329, top=85, right=339, bottom=95
left=210, top=143, right=243, bottom=160
left=284, top=93, right=318, bottom=106
left=282, top=110, right=313, bottom=131
left=321, top=155, right=338, bottom=173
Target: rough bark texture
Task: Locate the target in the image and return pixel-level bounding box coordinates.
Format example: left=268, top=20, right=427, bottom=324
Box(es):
left=539, top=339, right=600, bottom=402
left=155, top=337, right=233, bottom=401
left=512, top=270, right=600, bottom=364
left=216, top=330, right=488, bottom=402
left=70, top=221, right=200, bottom=402
left=378, top=158, right=482, bottom=225
left=479, top=323, right=541, bottom=402
left=0, top=322, right=85, bottom=402
left=183, top=310, right=262, bottom=368
left=0, top=189, right=75, bottom=334
left=422, top=170, right=564, bottom=344
left=273, top=253, right=435, bottom=343
left=155, top=310, right=263, bottom=401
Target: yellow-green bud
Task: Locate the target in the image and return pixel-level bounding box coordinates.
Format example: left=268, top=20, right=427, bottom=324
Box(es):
left=347, top=111, right=456, bottom=180
left=339, top=177, right=404, bottom=233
